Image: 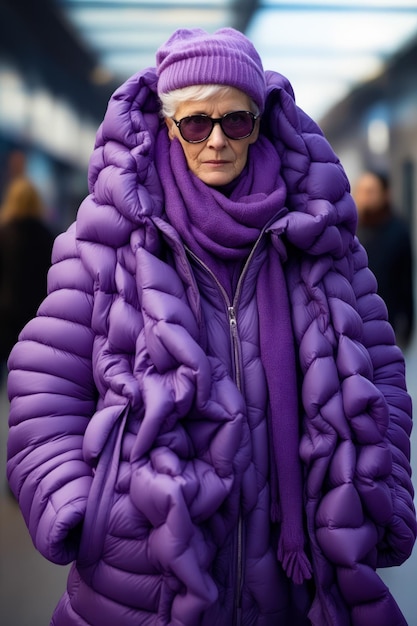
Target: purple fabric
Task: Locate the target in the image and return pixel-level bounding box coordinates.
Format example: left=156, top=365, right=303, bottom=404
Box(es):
left=5, top=67, right=416, bottom=626
left=257, top=250, right=312, bottom=584
left=156, top=27, right=267, bottom=112
left=156, top=130, right=312, bottom=583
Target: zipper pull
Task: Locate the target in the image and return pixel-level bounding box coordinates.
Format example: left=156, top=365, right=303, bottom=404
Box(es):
left=228, top=306, right=237, bottom=328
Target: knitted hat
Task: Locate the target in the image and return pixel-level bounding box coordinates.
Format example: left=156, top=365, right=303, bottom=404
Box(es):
left=156, top=28, right=266, bottom=112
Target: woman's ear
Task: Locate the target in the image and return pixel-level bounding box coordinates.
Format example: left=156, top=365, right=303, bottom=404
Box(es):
left=165, top=118, right=176, bottom=141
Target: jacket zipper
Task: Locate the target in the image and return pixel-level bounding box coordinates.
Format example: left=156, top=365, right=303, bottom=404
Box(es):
left=186, top=238, right=266, bottom=626
left=228, top=303, right=243, bottom=626
left=155, top=210, right=287, bottom=624
left=228, top=305, right=241, bottom=392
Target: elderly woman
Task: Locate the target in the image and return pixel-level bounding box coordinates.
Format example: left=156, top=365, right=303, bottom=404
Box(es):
left=6, top=28, right=416, bottom=626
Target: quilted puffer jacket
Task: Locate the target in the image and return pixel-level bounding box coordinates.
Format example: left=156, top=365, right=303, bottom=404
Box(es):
left=6, top=68, right=416, bottom=626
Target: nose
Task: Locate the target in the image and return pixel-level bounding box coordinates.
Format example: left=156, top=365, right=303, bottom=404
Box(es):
left=207, top=122, right=227, bottom=148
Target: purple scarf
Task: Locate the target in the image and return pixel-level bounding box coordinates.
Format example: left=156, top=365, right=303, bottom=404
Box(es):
left=156, top=131, right=312, bottom=584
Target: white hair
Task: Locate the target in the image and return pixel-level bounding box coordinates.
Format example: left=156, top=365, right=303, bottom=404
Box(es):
left=159, top=84, right=259, bottom=118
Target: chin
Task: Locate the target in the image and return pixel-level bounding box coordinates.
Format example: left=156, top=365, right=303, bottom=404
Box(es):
left=198, top=172, right=237, bottom=187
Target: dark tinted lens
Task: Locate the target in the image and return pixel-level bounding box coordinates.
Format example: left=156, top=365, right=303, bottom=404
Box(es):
left=179, top=116, right=213, bottom=142
left=222, top=111, right=254, bottom=139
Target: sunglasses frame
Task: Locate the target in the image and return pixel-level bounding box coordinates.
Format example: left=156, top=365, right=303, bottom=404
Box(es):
left=172, top=111, right=258, bottom=144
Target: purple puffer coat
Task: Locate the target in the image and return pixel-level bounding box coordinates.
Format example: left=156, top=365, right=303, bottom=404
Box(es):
left=7, top=68, right=416, bottom=626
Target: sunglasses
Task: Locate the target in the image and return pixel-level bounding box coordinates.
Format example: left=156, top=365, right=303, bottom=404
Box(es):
left=172, top=110, right=258, bottom=143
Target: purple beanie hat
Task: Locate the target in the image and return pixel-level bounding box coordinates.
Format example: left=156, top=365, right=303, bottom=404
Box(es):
left=156, top=28, right=266, bottom=112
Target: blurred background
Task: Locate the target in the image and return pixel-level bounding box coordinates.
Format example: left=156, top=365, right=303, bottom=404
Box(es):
left=1, top=1, right=417, bottom=624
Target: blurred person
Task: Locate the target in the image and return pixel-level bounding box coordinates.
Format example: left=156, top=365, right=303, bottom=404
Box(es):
left=0, top=149, right=27, bottom=202
left=0, top=176, right=54, bottom=371
left=6, top=149, right=26, bottom=180
left=5, top=28, right=416, bottom=626
left=354, top=170, right=414, bottom=348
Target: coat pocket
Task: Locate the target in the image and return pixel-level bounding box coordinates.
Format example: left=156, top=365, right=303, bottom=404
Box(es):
left=77, top=402, right=129, bottom=583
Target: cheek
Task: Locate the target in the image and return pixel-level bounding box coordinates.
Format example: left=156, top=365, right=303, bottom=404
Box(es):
left=180, top=143, right=201, bottom=172
left=236, top=144, right=250, bottom=167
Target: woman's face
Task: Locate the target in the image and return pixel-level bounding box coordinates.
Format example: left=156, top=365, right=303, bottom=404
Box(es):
left=353, top=172, right=387, bottom=216
left=165, top=87, right=259, bottom=187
